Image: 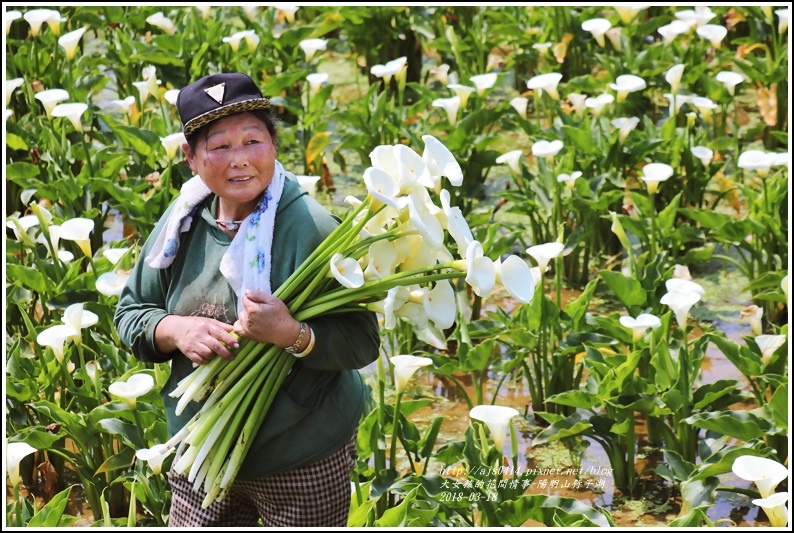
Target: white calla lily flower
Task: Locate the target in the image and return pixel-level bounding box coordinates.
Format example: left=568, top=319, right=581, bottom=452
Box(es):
left=58, top=27, right=87, bottom=60
left=752, top=492, right=789, bottom=527
left=675, top=7, right=716, bottom=27
left=136, top=444, right=174, bottom=475
left=665, top=64, right=685, bottom=95
left=423, top=280, right=456, bottom=330
left=557, top=171, right=582, bottom=190
left=619, top=313, right=662, bottom=342
left=716, top=71, right=744, bottom=96
left=51, top=103, right=88, bottom=132
left=363, top=240, right=399, bottom=280
left=585, top=93, right=614, bottom=116
left=494, top=255, right=535, bottom=304
left=440, top=189, right=473, bottom=255
left=296, top=175, right=321, bottom=197
left=470, top=73, right=498, bottom=95
left=738, top=150, right=775, bottom=177
left=527, top=242, right=564, bottom=273
left=59, top=217, right=94, bottom=257
left=640, top=163, right=674, bottom=194
left=731, top=455, right=788, bottom=498
left=109, top=373, right=155, bottom=410
left=531, top=139, right=564, bottom=161
left=299, top=38, right=328, bottom=61
left=161, top=132, right=187, bottom=160
left=63, top=303, right=99, bottom=344
left=7, top=78, right=24, bottom=107
left=7, top=442, right=38, bottom=486
left=755, top=335, right=787, bottom=367
left=275, top=4, right=299, bottom=23
left=96, top=271, right=131, bottom=297
left=658, top=20, right=692, bottom=45
left=23, top=8, right=58, bottom=37
left=609, top=75, right=647, bottom=103
left=306, top=72, right=329, bottom=94
left=581, top=18, right=612, bottom=47
left=740, top=305, right=764, bottom=336
left=432, top=96, right=461, bottom=125
left=611, top=117, right=640, bottom=144
left=390, top=355, right=433, bottom=394
left=660, top=290, right=701, bottom=330
left=36, top=324, right=78, bottom=362
left=527, top=72, right=563, bottom=101
left=615, top=5, right=648, bottom=24
left=691, top=146, right=713, bottom=167
left=146, top=12, right=176, bottom=35
left=407, top=191, right=444, bottom=248
left=696, top=24, right=727, bottom=48
left=496, top=150, right=524, bottom=175
left=665, top=278, right=705, bottom=295
left=463, top=241, right=496, bottom=297
left=34, top=88, right=70, bottom=118
left=133, top=67, right=160, bottom=103
left=422, top=134, right=463, bottom=188
left=510, top=96, right=528, bottom=119
left=469, top=405, right=520, bottom=454
left=775, top=8, right=789, bottom=33
left=330, top=253, right=364, bottom=288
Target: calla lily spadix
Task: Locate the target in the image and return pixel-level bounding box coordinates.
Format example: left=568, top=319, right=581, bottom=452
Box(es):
left=161, top=132, right=187, bottom=160
left=716, top=71, right=744, bottom=96
left=609, top=75, right=647, bottom=103
left=432, top=96, right=461, bottom=125
left=557, top=171, right=581, bottom=190
left=470, top=73, right=498, bottom=95
left=494, top=255, right=535, bottom=304
left=469, top=405, right=519, bottom=454
left=510, top=96, right=528, bottom=119
left=59, top=217, right=94, bottom=257
left=422, top=134, right=464, bottom=188
left=665, top=64, right=685, bottom=95
left=581, top=18, right=612, bottom=47
left=526, top=72, right=563, bottom=101
left=36, top=324, right=77, bottom=362
left=299, top=38, right=328, bottom=61
left=109, top=373, right=155, bottom=411
left=330, top=253, right=364, bottom=288
left=389, top=355, right=433, bottom=394
left=527, top=242, right=564, bottom=273
left=754, top=335, right=787, bottom=367
left=495, top=150, right=523, bottom=175
left=619, top=313, right=662, bottom=342
left=136, top=444, right=175, bottom=475
left=731, top=455, right=789, bottom=498
left=51, top=103, right=88, bottom=132
left=696, top=24, right=728, bottom=48
left=296, top=175, right=321, bottom=197
left=752, top=492, right=789, bottom=527
left=640, top=163, right=674, bottom=194
left=7, top=442, right=38, bottom=487
left=691, top=145, right=713, bottom=167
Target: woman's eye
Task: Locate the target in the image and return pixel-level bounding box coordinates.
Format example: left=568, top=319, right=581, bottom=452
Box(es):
left=210, top=144, right=228, bottom=151
left=245, top=139, right=261, bottom=145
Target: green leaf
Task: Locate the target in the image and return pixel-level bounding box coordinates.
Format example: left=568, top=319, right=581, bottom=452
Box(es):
left=6, top=132, right=28, bottom=151
left=685, top=411, right=772, bottom=442
left=95, top=447, right=135, bottom=475
left=532, top=414, right=592, bottom=446
left=5, top=264, right=48, bottom=293
left=668, top=508, right=711, bottom=527
left=27, top=485, right=75, bottom=527
left=599, top=270, right=647, bottom=309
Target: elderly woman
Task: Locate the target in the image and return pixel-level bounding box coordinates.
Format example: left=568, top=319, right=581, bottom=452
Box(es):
left=114, top=72, right=380, bottom=527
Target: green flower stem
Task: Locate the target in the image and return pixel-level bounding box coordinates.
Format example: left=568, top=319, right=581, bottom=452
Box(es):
left=15, top=483, right=23, bottom=527
left=131, top=408, right=147, bottom=450
left=648, top=191, right=658, bottom=259
left=389, top=392, right=402, bottom=472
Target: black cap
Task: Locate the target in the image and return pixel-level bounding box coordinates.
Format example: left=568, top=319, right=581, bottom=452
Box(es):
left=176, top=72, right=270, bottom=139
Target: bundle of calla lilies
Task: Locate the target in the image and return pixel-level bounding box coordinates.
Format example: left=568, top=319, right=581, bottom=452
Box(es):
left=165, top=135, right=536, bottom=507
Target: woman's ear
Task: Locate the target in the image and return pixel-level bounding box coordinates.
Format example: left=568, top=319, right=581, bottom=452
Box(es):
left=183, top=142, right=196, bottom=172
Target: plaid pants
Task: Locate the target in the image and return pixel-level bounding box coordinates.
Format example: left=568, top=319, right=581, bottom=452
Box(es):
left=168, top=434, right=357, bottom=527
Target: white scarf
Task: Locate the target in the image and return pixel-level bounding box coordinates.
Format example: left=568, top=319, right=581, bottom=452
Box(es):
left=145, top=161, right=286, bottom=313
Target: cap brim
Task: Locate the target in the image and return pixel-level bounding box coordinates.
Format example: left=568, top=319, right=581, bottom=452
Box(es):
left=183, top=98, right=270, bottom=138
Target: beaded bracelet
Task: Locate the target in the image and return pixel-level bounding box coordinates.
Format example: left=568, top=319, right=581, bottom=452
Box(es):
left=285, top=321, right=307, bottom=354
left=292, top=326, right=315, bottom=358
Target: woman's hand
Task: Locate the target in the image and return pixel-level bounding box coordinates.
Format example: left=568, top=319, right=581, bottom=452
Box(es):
left=155, top=315, right=239, bottom=365
left=234, top=289, right=301, bottom=348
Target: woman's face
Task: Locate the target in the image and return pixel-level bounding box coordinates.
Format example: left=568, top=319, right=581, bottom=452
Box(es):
left=184, top=112, right=277, bottom=209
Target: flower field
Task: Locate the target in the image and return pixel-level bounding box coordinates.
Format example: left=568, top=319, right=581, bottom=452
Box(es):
left=4, top=4, right=789, bottom=527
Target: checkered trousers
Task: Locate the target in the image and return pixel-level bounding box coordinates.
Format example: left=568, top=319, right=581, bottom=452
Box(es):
left=168, top=434, right=357, bottom=527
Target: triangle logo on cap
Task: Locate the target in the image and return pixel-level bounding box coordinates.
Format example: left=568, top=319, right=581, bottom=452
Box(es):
left=204, top=83, right=226, bottom=105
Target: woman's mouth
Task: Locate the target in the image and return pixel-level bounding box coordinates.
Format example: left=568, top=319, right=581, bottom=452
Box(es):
left=228, top=176, right=254, bottom=183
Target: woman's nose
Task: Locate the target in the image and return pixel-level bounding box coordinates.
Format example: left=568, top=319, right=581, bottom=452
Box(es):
left=228, top=146, right=250, bottom=167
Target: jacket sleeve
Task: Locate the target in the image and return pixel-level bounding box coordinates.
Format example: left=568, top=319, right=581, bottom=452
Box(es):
left=113, top=205, right=179, bottom=364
